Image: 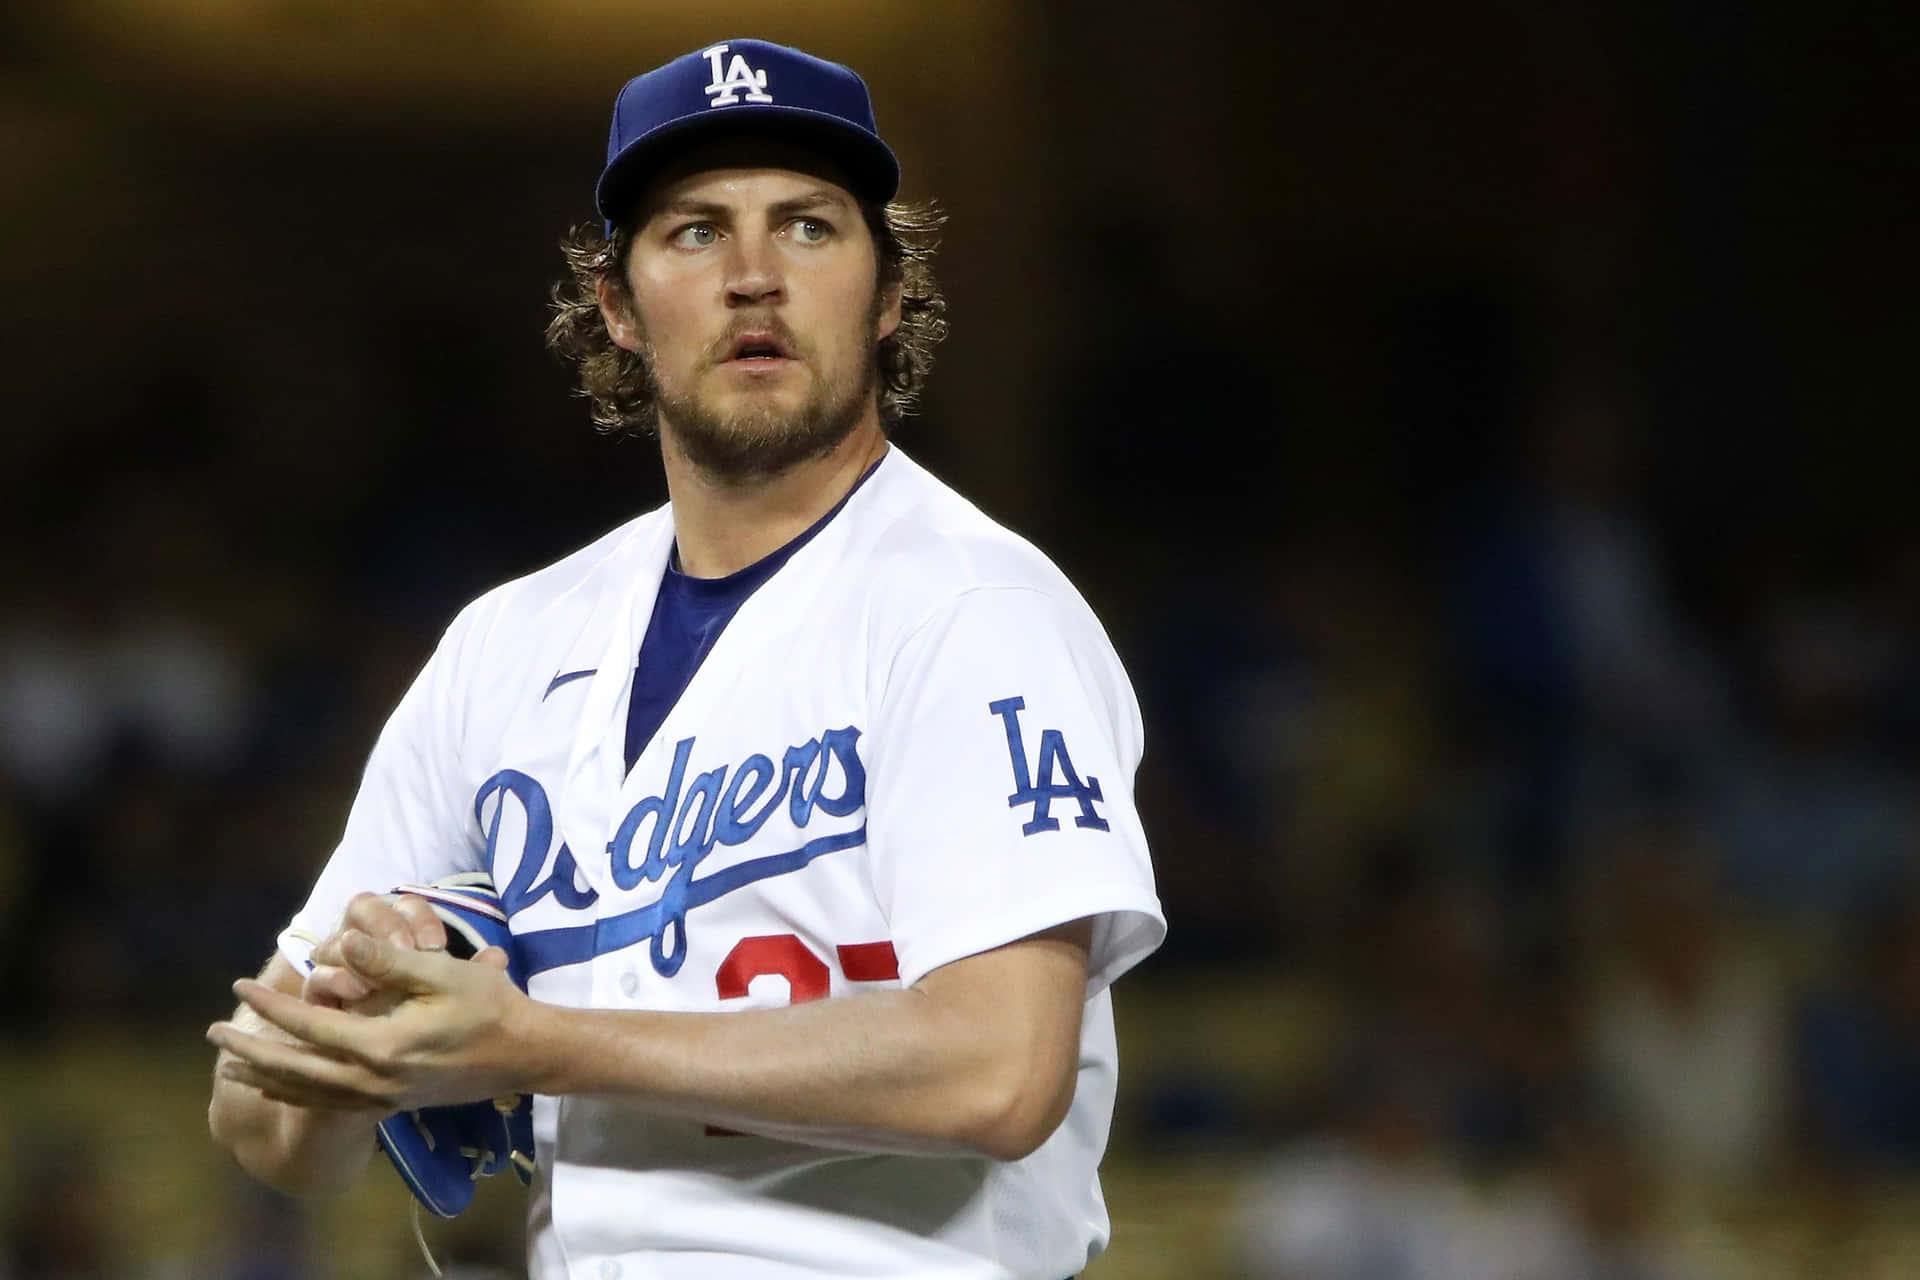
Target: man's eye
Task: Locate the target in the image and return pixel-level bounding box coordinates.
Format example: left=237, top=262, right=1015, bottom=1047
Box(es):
left=790, top=218, right=831, bottom=244
left=673, top=224, right=717, bottom=248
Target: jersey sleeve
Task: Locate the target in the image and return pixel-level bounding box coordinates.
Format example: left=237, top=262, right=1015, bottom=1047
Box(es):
left=864, top=586, right=1165, bottom=994
left=275, top=600, right=492, bottom=972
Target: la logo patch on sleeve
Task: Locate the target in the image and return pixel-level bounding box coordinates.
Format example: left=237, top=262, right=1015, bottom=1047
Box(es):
left=989, top=696, right=1109, bottom=836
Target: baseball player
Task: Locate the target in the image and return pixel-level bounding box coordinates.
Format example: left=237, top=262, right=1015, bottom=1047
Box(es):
left=207, top=38, right=1164, bottom=1280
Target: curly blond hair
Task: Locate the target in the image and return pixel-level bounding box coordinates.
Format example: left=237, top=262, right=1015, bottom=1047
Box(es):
left=546, top=201, right=949, bottom=436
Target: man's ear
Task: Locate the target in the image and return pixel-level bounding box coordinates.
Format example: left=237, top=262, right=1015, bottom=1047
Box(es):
left=597, top=276, right=642, bottom=353
left=876, top=279, right=904, bottom=343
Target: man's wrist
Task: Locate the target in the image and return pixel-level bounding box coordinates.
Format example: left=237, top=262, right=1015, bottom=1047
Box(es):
left=507, top=992, right=568, bottom=1096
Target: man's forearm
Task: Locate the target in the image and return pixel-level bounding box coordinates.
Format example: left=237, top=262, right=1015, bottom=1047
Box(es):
left=514, top=928, right=1090, bottom=1161
left=519, top=989, right=1062, bottom=1159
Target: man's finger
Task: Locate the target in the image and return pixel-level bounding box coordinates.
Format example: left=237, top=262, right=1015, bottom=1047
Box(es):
left=340, top=892, right=431, bottom=953
left=339, top=898, right=443, bottom=955
left=390, top=894, right=449, bottom=952
left=229, top=979, right=387, bottom=1060
left=218, top=1058, right=386, bottom=1111
left=312, top=935, right=349, bottom=969
left=473, top=945, right=510, bottom=972
left=303, top=964, right=374, bottom=1008
left=338, top=929, right=460, bottom=992
left=209, top=1020, right=389, bottom=1100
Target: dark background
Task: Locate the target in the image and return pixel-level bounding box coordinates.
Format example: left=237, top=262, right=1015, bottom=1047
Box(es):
left=2, top=2, right=1914, bottom=1276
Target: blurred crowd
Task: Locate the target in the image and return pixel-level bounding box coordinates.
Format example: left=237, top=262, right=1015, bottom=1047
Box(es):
left=1119, top=363, right=1920, bottom=1276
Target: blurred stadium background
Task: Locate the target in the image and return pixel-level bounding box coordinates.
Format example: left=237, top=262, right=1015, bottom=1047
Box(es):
left=2, top=1, right=1915, bottom=1276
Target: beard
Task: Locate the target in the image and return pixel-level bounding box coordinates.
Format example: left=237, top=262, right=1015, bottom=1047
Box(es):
left=644, top=306, right=880, bottom=484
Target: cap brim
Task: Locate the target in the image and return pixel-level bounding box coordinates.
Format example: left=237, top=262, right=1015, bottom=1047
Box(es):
left=595, top=106, right=900, bottom=229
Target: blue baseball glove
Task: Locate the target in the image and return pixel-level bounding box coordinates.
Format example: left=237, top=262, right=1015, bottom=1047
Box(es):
left=371, top=872, right=536, bottom=1219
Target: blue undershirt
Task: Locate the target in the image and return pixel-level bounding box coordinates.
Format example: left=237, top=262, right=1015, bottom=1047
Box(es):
left=623, top=458, right=883, bottom=772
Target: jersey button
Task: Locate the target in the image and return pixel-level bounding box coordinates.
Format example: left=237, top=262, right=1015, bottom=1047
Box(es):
left=597, top=1260, right=621, bottom=1280
left=619, top=971, right=639, bottom=998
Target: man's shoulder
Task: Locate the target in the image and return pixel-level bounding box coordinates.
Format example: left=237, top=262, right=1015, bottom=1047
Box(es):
left=852, top=449, right=1083, bottom=613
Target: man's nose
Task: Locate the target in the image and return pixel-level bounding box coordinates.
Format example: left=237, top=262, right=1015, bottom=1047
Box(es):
left=724, top=236, right=784, bottom=307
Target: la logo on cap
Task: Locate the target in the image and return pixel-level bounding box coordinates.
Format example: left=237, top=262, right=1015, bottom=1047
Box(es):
left=702, top=43, right=773, bottom=107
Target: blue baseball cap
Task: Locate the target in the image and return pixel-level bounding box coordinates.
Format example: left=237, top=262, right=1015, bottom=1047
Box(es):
left=595, top=39, right=900, bottom=234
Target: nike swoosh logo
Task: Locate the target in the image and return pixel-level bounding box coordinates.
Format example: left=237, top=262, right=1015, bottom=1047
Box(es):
left=543, top=669, right=597, bottom=700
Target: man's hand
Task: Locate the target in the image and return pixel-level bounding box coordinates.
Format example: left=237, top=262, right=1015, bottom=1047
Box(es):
left=208, top=930, right=540, bottom=1115
left=303, top=891, right=450, bottom=1013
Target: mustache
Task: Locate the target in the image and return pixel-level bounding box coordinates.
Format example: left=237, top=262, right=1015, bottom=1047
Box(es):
left=705, top=317, right=808, bottom=365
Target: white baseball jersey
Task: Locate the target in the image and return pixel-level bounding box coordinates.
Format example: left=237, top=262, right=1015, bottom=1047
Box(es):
left=279, top=447, right=1165, bottom=1280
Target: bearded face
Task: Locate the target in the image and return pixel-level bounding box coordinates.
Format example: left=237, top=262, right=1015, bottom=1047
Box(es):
left=606, top=148, right=899, bottom=484
left=634, top=285, right=883, bottom=483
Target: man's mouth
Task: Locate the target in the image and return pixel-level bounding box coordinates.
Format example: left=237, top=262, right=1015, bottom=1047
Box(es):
left=724, top=331, right=794, bottom=364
